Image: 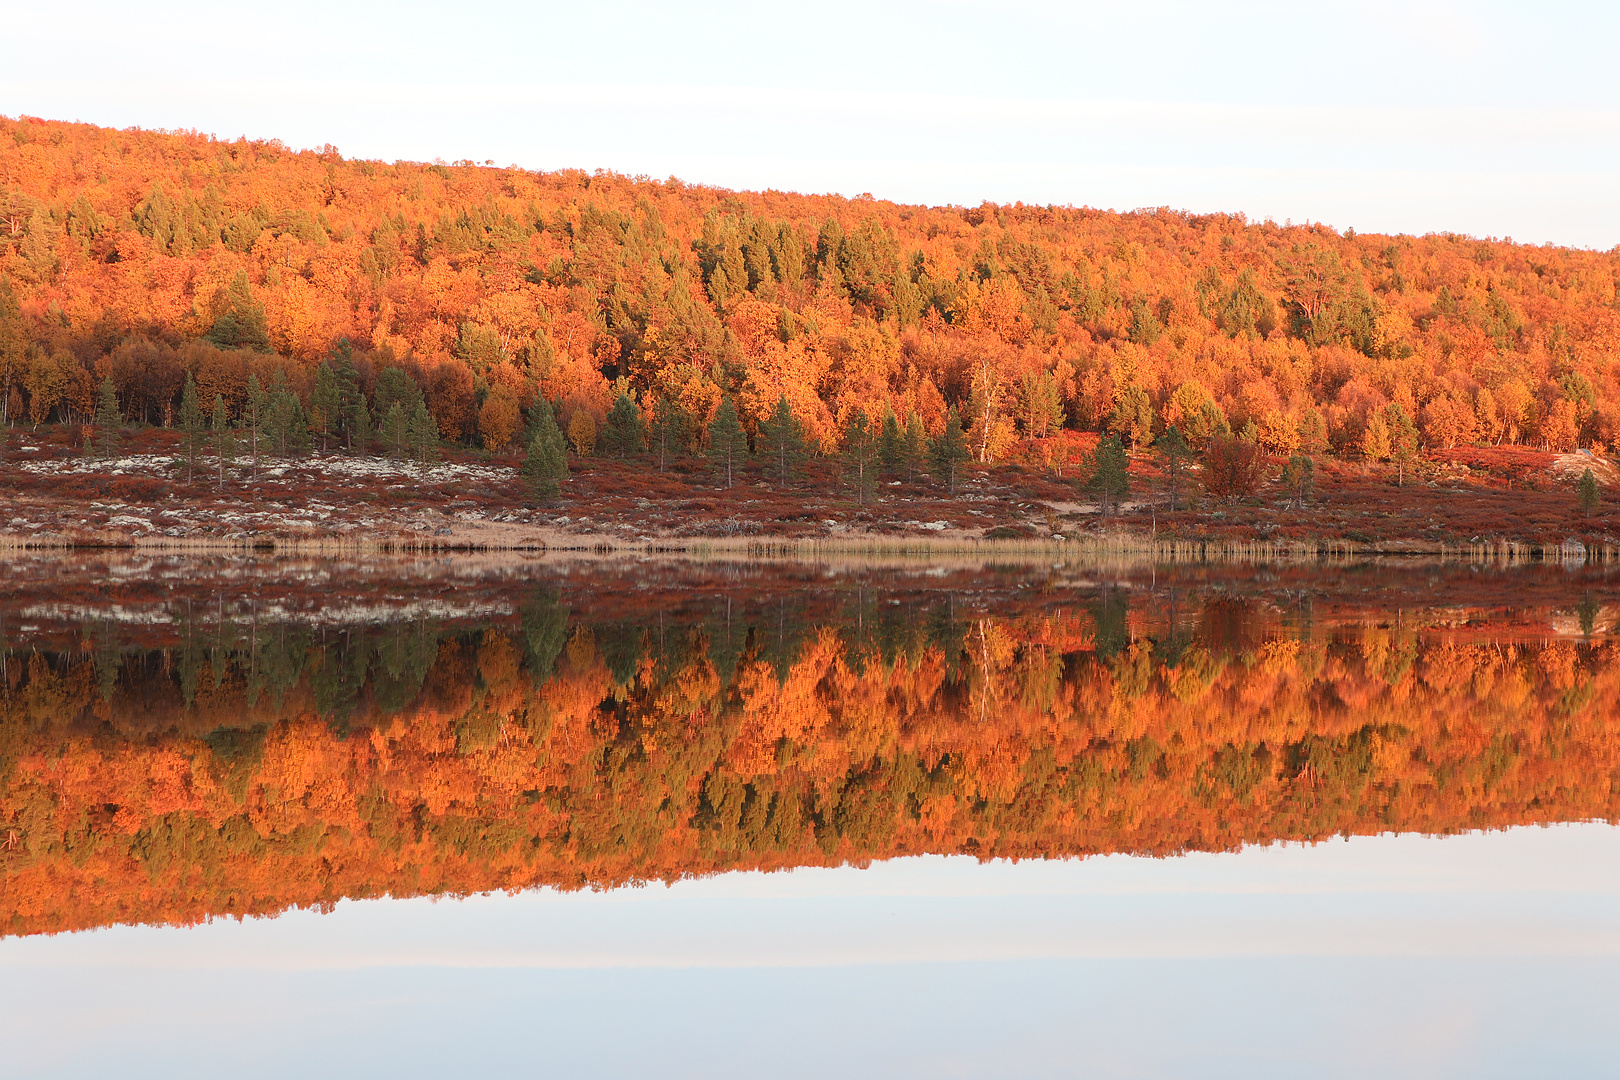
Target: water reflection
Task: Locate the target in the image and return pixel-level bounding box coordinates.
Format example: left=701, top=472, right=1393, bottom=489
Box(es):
left=2, top=556, right=1618, bottom=937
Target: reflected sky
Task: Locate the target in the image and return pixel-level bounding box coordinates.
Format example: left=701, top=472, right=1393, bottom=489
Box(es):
left=6, top=823, right=1619, bottom=1079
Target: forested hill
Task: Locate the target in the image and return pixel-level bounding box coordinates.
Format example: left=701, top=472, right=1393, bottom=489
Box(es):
left=2, top=113, right=1619, bottom=461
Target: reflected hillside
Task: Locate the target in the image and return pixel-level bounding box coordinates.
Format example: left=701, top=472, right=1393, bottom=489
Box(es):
left=2, top=557, right=1619, bottom=936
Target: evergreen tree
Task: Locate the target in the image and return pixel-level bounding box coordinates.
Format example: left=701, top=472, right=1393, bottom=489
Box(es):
left=373, top=365, right=425, bottom=421
left=1085, top=433, right=1130, bottom=515
left=350, top=396, right=372, bottom=455
left=521, top=404, right=568, bottom=501
left=1281, top=453, right=1315, bottom=509
left=384, top=402, right=407, bottom=458
left=903, top=412, right=926, bottom=482
left=648, top=393, right=685, bottom=472
left=329, top=345, right=368, bottom=450
left=758, top=393, right=807, bottom=486
left=1579, top=467, right=1601, bottom=516
left=0, top=278, right=23, bottom=427
left=241, top=373, right=266, bottom=481
left=264, top=370, right=311, bottom=457
left=1155, top=425, right=1189, bottom=511
left=601, top=392, right=644, bottom=457
left=92, top=376, right=122, bottom=459
left=177, top=373, right=204, bottom=482
left=206, top=271, right=271, bottom=351
left=877, top=407, right=903, bottom=476
left=310, top=363, right=340, bottom=451
left=210, top=393, right=235, bottom=489
left=929, top=405, right=970, bottom=494
left=1386, top=402, right=1420, bottom=486
left=407, top=401, right=440, bottom=465
left=707, top=395, right=748, bottom=488
left=844, top=408, right=878, bottom=505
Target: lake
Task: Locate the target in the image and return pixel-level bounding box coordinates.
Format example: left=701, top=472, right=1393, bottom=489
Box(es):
left=2, top=554, right=1617, bottom=1078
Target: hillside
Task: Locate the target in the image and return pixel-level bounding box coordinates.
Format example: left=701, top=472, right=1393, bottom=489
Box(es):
left=4, top=113, right=1619, bottom=454
left=3, top=114, right=1620, bottom=552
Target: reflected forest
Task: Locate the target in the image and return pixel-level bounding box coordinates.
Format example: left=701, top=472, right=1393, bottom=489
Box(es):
left=3, top=558, right=1619, bottom=937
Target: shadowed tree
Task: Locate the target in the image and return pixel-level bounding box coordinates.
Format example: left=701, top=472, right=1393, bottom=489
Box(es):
left=383, top=402, right=407, bottom=458
left=177, top=373, right=204, bottom=482
left=602, top=393, right=644, bottom=458
left=210, top=393, right=235, bottom=489
left=707, top=396, right=748, bottom=489
left=92, top=377, right=122, bottom=459
left=758, top=393, right=807, bottom=486
left=877, top=407, right=903, bottom=476
left=844, top=408, right=878, bottom=505
left=903, top=413, right=926, bottom=482
left=930, top=405, right=970, bottom=494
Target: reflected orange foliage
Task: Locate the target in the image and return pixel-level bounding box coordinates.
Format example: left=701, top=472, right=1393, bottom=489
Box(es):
left=2, top=572, right=1619, bottom=937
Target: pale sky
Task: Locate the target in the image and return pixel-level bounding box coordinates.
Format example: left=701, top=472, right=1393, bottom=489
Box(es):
left=5, top=1, right=1620, bottom=247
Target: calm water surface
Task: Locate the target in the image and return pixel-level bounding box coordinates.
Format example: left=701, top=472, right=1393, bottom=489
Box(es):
left=2, top=555, right=1618, bottom=1078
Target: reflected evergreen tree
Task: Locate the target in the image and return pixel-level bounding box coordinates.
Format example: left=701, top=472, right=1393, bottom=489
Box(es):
left=1089, top=587, right=1130, bottom=660
left=597, top=624, right=645, bottom=687
left=520, top=590, right=571, bottom=679
left=926, top=597, right=969, bottom=683
left=706, top=597, right=746, bottom=687
left=759, top=597, right=808, bottom=684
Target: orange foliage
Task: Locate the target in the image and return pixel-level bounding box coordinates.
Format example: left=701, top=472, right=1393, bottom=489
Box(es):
left=1, top=116, right=1618, bottom=460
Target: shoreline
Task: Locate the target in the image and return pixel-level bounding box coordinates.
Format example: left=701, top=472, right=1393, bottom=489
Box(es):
left=0, top=526, right=1611, bottom=565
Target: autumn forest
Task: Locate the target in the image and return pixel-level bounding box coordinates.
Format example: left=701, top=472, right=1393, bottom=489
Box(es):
left=3, top=113, right=1620, bottom=491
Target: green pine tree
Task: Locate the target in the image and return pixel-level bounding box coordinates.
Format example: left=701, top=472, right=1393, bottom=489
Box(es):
left=177, top=373, right=204, bottom=482
left=1155, top=425, right=1189, bottom=512
left=1085, top=433, right=1130, bottom=515
left=601, top=393, right=644, bottom=458
left=210, top=393, right=235, bottom=489
left=648, top=393, right=686, bottom=472
left=351, top=396, right=372, bottom=455
left=206, top=271, right=271, bottom=351
left=877, top=407, right=903, bottom=476
left=260, top=369, right=307, bottom=456
left=707, top=396, right=748, bottom=489
left=844, top=408, right=878, bottom=505
left=902, top=413, right=926, bottom=482
left=310, top=363, right=341, bottom=451
left=384, top=402, right=407, bottom=458
left=1386, top=403, right=1420, bottom=486
left=93, top=377, right=122, bottom=459
left=929, top=405, right=970, bottom=494
left=0, top=278, right=24, bottom=428
left=408, top=401, right=440, bottom=465
left=1578, top=467, right=1601, bottom=516
left=521, top=404, right=568, bottom=501
left=759, top=393, right=807, bottom=486
left=242, top=373, right=266, bottom=480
